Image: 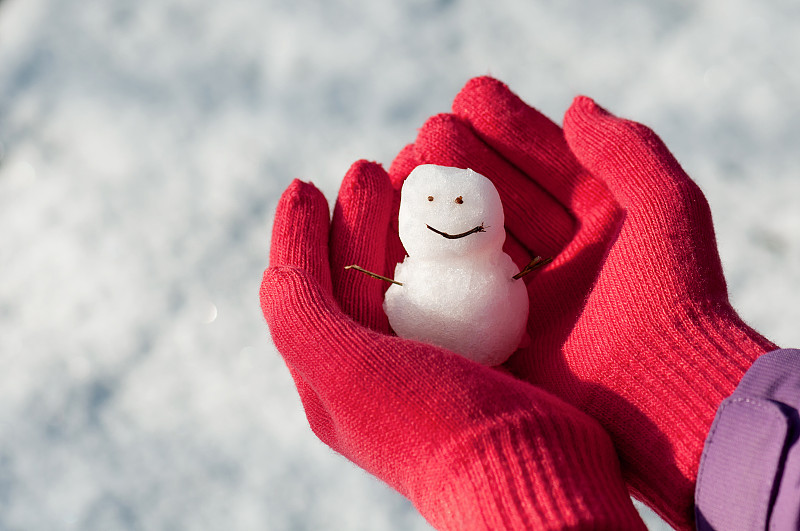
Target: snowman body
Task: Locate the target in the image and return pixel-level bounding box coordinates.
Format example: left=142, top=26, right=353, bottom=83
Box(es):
left=383, top=164, right=529, bottom=366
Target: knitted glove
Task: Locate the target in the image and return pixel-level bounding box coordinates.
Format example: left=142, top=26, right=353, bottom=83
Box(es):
left=261, top=163, right=646, bottom=530
left=396, top=76, right=776, bottom=530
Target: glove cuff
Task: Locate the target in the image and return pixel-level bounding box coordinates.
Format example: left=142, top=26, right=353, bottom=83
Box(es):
left=593, top=305, right=776, bottom=529
left=412, top=405, right=646, bottom=531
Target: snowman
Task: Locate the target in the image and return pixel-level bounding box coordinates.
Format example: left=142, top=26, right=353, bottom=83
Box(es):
left=378, top=164, right=535, bottom=366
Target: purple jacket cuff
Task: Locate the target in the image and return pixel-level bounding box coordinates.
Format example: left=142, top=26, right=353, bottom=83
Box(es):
left=695, top=348, right=800, bottom=530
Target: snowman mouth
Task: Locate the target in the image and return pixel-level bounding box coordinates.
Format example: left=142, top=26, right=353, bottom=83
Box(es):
left=426, top=223, right=486, bottom=239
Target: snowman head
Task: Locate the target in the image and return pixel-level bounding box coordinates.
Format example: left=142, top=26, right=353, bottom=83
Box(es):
left=398, top=165, right=506, bottom=259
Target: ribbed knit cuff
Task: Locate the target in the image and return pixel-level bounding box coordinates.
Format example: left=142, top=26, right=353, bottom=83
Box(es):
left=593, top=307, right=776, bottom=529
left=412, top=409, right=646, bottom=530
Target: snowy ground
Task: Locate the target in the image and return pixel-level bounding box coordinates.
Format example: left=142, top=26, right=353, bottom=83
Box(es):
left=1, top=0, right=798, bottom=529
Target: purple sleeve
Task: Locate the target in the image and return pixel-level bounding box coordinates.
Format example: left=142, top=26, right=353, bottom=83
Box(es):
left=695, top=348, right=800, bottom=530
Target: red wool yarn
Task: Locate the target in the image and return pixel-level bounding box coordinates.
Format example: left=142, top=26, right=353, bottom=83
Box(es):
left=441, top=77, right=775, bottom=529
left=263, top=172, right=645, bottom=529
left=262, top=76, right=775, bottom=530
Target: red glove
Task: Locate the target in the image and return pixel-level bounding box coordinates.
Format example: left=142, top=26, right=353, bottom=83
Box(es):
left=395, top=77, right=776, bottom=530
left=261, top=163, right=646, bottom=530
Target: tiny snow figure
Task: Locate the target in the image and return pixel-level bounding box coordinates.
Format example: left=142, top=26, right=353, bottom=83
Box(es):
left=345, top=164, right=550, bottom=365
left=383, top=164, right=532, bottom=366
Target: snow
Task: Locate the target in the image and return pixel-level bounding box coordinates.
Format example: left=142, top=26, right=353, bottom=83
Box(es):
left=386, top=165, right=528, bottom=366
left=1, top=0, right=798, bottom=529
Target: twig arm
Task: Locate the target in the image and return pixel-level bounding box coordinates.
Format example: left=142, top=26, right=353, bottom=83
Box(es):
left=512, top=256, right=553, bottom=280
left=344, top=265, right=403, bottom=286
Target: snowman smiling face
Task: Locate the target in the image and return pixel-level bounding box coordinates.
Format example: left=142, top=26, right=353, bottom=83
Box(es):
left=398, top=165, right=506, bottom=259
left=425, top=219, right=486, bottom=240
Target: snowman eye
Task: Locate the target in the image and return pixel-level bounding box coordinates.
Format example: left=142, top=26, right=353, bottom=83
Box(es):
left=427, top=196, right=434, bottom=202
left=455, top=196, right=463, bottom=204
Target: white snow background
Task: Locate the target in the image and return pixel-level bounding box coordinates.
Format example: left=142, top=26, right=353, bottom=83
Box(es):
left=1, top=0, right=798, bottom=529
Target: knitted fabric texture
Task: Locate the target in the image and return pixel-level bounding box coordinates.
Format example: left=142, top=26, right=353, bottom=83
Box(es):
left=389, top=76, right=774, bottom=529
left=262, top=167, right=646, bottom=530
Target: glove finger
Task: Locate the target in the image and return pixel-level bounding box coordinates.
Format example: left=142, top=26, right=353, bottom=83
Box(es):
left=563, top=97, right=729, bottom=300
left=563, top=96, right=707, bottom=215
left=330, top=160, right=393, bottom=333
left=388, top=143, right=419, bottom=190
left=450, top=78, right=631, bottom=320
left=414, top=113, right=575, bottom=258
left=453, top=77, right=590, bottom=214
left=451, top=77, right=628, bottom=297
left=266, top=180, right=335, bottom=438
left=268, top=179, right=333, bottom=294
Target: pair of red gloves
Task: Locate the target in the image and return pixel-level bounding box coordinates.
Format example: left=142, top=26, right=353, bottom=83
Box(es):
left=261, top=77, right=774, bottom=530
